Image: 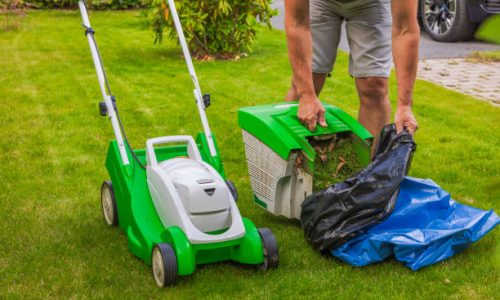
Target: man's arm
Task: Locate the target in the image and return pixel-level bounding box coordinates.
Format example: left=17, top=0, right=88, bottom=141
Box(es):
left=285, top=0, right=326, bottom=131
left=391, top=0, right=420, bottom=134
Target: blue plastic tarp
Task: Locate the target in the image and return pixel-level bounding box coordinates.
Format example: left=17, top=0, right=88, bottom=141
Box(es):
left=332, top=177, right=500, bottom=270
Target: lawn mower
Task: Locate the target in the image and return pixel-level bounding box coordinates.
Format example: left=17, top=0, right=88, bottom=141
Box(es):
left=77, top=0, right=278, bottom=287
left=238, top=103, right=373, bottom=219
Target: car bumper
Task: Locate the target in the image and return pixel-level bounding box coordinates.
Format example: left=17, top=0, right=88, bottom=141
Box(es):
left=469, top=0, right=500, bottom=22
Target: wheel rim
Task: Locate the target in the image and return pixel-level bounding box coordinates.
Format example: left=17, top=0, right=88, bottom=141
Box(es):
left=424, top=0, right=456, bottom=36
left=101, top=185, right=114, bottom=225
left=152, top=247, right=165, bottom=287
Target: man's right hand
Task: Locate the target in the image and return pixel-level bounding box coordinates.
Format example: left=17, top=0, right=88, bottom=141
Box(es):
left=298, top=94, right=327, bottom=131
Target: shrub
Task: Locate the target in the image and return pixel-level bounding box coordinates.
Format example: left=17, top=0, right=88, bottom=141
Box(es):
left=25, top=0, right=74, bottom=8
left=0, top=0, right=27, bottom=31
left=23, top=0, right=143, bottom=9
left=145, top=0, right=277, bottom=59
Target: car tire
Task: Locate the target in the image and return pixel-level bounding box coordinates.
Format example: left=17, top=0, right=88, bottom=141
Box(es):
left=420, top=0, right=478, bottom=42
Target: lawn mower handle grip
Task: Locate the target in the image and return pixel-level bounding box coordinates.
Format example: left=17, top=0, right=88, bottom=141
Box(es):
left=146, top=136, right=203, bottom=167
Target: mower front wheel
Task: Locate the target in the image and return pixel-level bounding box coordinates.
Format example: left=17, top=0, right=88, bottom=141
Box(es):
left=152, top=243, right=178, bottom=287
left=100, top=181, right=118, bottom=227
left=258, top=228, right=279, bottom=270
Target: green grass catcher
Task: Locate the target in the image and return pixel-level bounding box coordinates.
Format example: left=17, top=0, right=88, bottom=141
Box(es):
left=238, top=103, right=373, bottom=219
left=78, top=0, right=278, bottom=288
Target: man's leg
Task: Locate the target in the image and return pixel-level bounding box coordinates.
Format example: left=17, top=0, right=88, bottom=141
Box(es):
left=313, top=73, right=327, bottom=96
left=285, top=73, right=327, bottom=101
left=344, top=0, right=392, bottom=154
left=285, top=81, right=299, bottom=101
left=355, top=77, right=391, bottom=154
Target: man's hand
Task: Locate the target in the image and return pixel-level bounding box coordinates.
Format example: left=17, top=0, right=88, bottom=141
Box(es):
left=395, top=105, right=418, bottom=135
left=298, top=94, right=327, bottom=131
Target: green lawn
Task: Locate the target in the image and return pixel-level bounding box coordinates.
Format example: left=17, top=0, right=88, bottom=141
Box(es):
left=1, top=10, right=499, bottom=299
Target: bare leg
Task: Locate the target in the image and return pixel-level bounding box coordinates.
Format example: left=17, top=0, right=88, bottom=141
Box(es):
left=355, top=77, right=391, bottom=156
left=313, top=73, right=327, bottom=96
left=285, top=73, right=328, bottom=102
left=285, top=79, right=299, bottom=101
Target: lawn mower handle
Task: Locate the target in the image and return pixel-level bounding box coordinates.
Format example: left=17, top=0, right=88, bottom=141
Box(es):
left=166, top=0, right=218, bottom=158
left=146, top=136, right=203, bottom=167
left=77, top=0, right=130, bottom=166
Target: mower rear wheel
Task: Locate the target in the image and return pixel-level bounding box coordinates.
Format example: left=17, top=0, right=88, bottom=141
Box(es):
left=225, top=179, right=238, bottom=202
left=100, top=181, right=118, bottom=227
left=258, top=228, right=279, bottom=270
left=152, top=243, right=178, bottom=288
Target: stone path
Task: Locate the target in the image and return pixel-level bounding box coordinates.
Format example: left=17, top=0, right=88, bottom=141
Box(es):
left=418, top=59, right=500, bottom=106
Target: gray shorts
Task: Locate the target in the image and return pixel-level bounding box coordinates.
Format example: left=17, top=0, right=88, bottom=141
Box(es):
left=311, top=0, right=392, bottom=78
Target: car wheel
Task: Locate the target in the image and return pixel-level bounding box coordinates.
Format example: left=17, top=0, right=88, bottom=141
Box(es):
left=420, top=0, right=478, bottom=42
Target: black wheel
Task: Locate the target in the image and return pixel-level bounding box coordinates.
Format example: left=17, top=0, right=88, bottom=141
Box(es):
left=257, top=228, right=279, bottom=270
left=225, top=179, right=238, bottom=202
left=420, top=0, right=478, bottom=42
left=101, top=181, right=118, bottom=227
left=152, top=243, right=178, bottom=287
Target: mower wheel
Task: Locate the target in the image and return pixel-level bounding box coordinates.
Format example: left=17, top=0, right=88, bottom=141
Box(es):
left=225, top=179, right=238, bottom=202
left=101, top=181, right=118, bottom=227
left=258, top=228, right=279, bottom=270
left=152, top=243, right=178, bottom=288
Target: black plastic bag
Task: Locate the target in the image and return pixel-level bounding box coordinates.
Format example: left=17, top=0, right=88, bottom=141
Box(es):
left=300, top=124, right=416, bottom=252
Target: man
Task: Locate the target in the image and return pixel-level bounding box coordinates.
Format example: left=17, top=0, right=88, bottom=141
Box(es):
left=284, top=0, right=419, bottom=148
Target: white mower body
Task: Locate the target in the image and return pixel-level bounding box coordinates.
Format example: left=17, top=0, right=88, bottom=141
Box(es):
left=146, top=136, right=245, bottom=244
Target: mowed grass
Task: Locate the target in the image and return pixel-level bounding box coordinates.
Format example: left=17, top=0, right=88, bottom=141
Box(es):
left=1, top=10, right=499, bottom=299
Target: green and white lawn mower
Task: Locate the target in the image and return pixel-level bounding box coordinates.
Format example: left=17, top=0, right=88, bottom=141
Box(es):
left=78, top=0, right=278, bottom=287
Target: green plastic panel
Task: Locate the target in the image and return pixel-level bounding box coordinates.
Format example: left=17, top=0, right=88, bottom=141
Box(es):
left=104, top=132, right=264, bottom=277
left=253, top=195, right=268, bottom=209
left=238, top=101, right=373, bottom=167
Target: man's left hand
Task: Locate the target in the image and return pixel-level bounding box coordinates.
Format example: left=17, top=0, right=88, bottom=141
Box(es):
left=395, top=106, right=418, bottom=135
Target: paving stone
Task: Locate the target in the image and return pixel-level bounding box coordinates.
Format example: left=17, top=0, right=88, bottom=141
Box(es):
left=418, top=58, right=500, bottom=105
